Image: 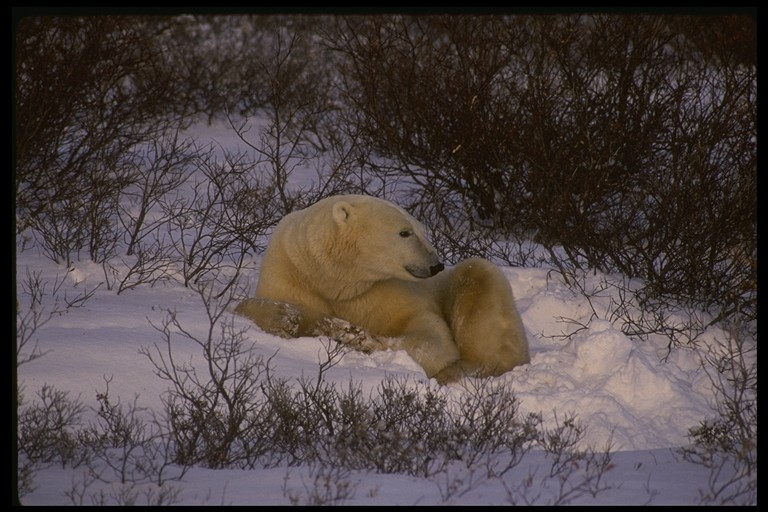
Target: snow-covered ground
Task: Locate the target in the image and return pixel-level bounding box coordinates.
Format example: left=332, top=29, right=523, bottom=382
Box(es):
left=16, top=250, right=749, bottom=505
left=15, top=122, right=754, bottom=505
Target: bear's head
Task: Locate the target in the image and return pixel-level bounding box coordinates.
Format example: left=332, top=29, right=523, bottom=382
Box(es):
left=329, top=196, right=444, bottom=283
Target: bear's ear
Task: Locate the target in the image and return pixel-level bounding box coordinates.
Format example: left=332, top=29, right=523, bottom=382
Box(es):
left=332, top=201, right=353, bottom=226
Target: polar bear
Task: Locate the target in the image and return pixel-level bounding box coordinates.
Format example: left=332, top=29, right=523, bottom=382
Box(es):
left=235, top=194, right=529, bottom=384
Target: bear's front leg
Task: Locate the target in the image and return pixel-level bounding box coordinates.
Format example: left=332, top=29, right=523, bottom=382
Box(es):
left=310, top=316, right=394, bottom=354
left=235, top=298, right=392, bottom=355
left=235, top=297, right=304, bottom=338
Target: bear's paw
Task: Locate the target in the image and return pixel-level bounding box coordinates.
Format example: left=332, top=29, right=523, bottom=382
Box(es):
left=235, top=297, right=302, bottom=338
left=311, top=316, right=393, bottom=354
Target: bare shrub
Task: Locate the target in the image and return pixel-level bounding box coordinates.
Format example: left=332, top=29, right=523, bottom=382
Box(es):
left=336, top=376, right=452, bottom=476
left=16, top=267, right=99, bottom=366
left=544, top=268, right=718, bottom=356
left=17, top=385, right=87, bottom=468
left=15, top=17, right=192, bottom=264
left=161, top=146, right=279, bottom=291
left=282, top=463, right=357, bottom=506
left=82, top=376, right=189, bottom=486
left=503, top=413, right=614, bottom=505
left=91, top=133, right=199, bottom=293
left=15, top=266, right=99, bottom=502
left=143, top=279, right=273, bottom=469
left=226, top=16, right=373, bottom=212
left=330, top=14, right=756, bottom=330
left=16, top=384, right=85, bottom=501
left=448, top=379, right=540, bottom=478
left=680, top=323, right=756, bottom=505
left=66, top=479, right=183, bottom=507
left=16, top=376, right=187, bottom=502
left=118, top=133, right=197, bottom=258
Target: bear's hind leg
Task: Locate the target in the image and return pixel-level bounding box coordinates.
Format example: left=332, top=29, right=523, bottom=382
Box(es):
left=442, top=258, right=530, bottom=377
left=398, top=313, right=461, bottom=381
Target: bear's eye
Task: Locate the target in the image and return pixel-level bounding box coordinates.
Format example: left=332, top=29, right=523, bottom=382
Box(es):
left=399, top=230, right=412, bottom=238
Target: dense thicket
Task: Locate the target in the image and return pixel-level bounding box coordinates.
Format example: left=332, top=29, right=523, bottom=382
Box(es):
left=330, top=15, right=756, bottom=326
left=15, top=16, right=193, bottom=264
left=14, top=13, right=756, bottom=327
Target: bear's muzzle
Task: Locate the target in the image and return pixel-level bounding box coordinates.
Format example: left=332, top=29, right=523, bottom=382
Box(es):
left=406, top=262, right=444, bottom=279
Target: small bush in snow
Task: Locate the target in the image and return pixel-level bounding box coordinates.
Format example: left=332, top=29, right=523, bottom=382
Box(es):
left=680, top=322, right=756, bottom=505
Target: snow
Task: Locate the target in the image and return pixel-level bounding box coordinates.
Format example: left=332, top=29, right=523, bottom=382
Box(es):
left=15, top=123, right=753, bottom=506
left=15, top=250, right=747, bottom=505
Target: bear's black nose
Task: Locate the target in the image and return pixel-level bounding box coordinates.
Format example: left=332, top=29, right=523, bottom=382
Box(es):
left=429, top=263, right=445, bottom=276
